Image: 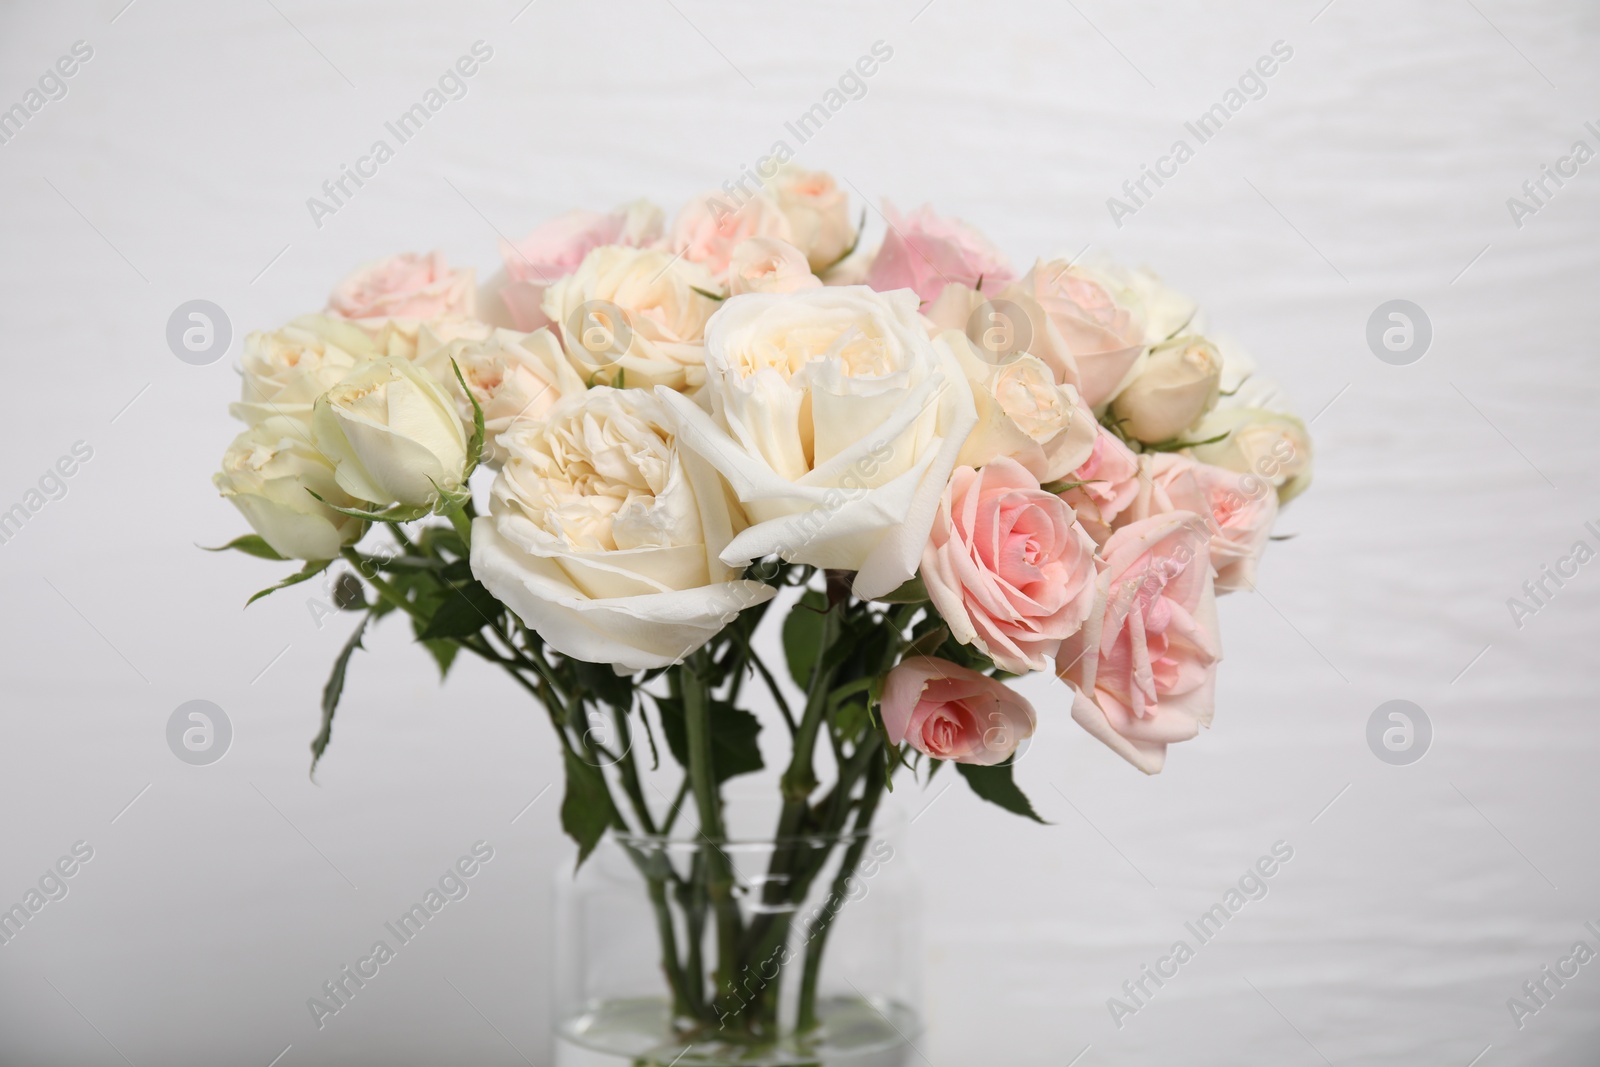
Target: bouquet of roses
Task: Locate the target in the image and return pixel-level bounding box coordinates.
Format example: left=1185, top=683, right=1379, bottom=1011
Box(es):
left=209, top=167, right=1311, bottom=1042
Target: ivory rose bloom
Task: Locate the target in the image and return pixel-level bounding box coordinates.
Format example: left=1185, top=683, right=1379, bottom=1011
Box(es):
left=542, top=245, right=720, bottom=392
left=670, top=190, right=794, bottom=280
left=1058, top=512, right=1222, bottom=774
left=312, top=357, right=469, bottom=508
left=1059, top=427, right=1142, bottom=545
left=771, top=167, right=856, bottom=271
left=1188, top=394, right=1313, bottom=503
left=946, top=332, right=1097, bottom=483
left=214, top=416, right=365, bottom=560
left=1121, top=453, right=1279, bottom=593
left=360, top=316, right=493, bottom=362
left=469, top=388, right=776, bottom=670
left=327, top=252, right=475, bottom=321
left=882, top=657, right=1036, bottom=765
left=922, top=458, right=1098, bottom=673
left=865, top=203, right=1013, bottom=305
left=497, top=200, right=663, bottom=330
left=726, top=238, right=823, bottom=296
left=1003, top=260, right=1146, bottom=407
left=658, top=286, right=977, bottom=599
left=1110, top=335, right=1223, bottom=443
left=232, top=315, right=375, bottom=427
left=415, top=327, right=586, bottom=465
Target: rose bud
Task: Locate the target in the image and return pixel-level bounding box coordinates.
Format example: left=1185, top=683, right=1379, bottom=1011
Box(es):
left=881, top=656, right=1036, bottom=765
left=312, top=357, right=469, bottom=509
left=1110, top=335, right=1223, bottom=443
left=214, top=416, right=366, bottom=560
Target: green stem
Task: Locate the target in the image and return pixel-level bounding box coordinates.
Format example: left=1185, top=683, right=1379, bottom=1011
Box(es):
left=682, top=649, right=745, bottom=1018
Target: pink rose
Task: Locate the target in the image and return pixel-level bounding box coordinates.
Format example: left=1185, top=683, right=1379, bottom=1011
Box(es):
left=1058, top=512, right=1222, bottom=774
left=882, top=656, right=1036, bottom=765
left=497, top=201, right=663, bottom=331
left=1121, top=453, right=1278, bottom=594
left=922, top=457, right=1099, bottom=674
left=865, top=203, right=1014, bottom=307
left=327, top=251, right=475, bottom=321
left=1060, top=427, right=1141, bottom=546
left=1004, top=260, right=1146, bottom=406
left=726, top=237, right=822, bottom=296
left=669, top=190, right=793, bottom=281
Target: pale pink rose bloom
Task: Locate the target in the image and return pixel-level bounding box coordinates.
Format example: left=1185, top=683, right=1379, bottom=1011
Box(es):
left=669, top=190, right=794, bottom=281
left=771, top=168, right=856, bottom=271
left=1058, top=512, right=1222, bottom=775
left=1117, top=453, right=1279, bottom=594
left=865, top=203, right=1014, bottom=307
left=497, top=202, right=663, bottom=330
left=922, top=457, right=1099, bottom=674
left=1004, top=261, right=1146, bottom=406
left=726, top=237, right=823, bottom=296
left=881, top=656, right=1036, bottom=765
left=1059, top=427, right=1141, bottom=546
left=327, top=252, right=475, bottom=321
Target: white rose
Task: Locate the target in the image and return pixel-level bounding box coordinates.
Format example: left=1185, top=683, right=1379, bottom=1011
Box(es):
left=1110, top=335, right=1223, bottom=443
left=361, top=315, right=494, bottom=361
left=415, top=327, right=586, bottom=465
left=726, top=238, right=823, bottom=296
left=232, top=315, right=374, bottom=426
left=542, top=245, right=720, bottom=392
left=945, top=331, right=1097, bottom=483
left=312, top=357, right=469, bottom=508
left=1099, top=262, right=1197, bottom=344
left=770, top=167, right=856, bottom=271
left=469, top=387, right=776, bottom=670
left=1188, top=404, right=1313, bottom=504
left=657, top=286, right=978, bottom=598
left=214, top=416, right=365, bottom=560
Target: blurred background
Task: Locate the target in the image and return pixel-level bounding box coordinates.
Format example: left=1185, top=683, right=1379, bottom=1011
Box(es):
left=2, top=0, right=1598, bottom=1063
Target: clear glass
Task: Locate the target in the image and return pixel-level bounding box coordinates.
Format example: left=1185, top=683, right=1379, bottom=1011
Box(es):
left=554, top=808, right=919, bottom=1067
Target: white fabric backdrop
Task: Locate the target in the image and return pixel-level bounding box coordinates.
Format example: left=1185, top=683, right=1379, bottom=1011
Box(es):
left=2, top=1, right=1598, bottom=1063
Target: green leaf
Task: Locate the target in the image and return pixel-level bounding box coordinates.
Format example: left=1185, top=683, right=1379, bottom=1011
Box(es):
left=1142, top=430, right=1231, bottom=454
left=957, top=761, right=1047, bottom=823
left=876, top=576, right=929, bottom=604
left=572, top=659, right=636, bottom=713
left=782, top=589, right=829, bottom=687
left=690, top=285, right=727, bottom=302
left=654, top=695, right=764, bottom=784
left=420, top=637, right=459, bottom=679
left=201, top=534, right=285, bottom=561
left=560, top=746, right=617, bottom=867
left=417, top=579, right=501, bottom=640
left=451, top=358, right=486, bottom=478
left=900, top=625, right=949, bottom=660
left=246, top=558, right=332, bottom=607
left=311, top=615, right=369, bottom=777
left=1038, top=479, right=1086, bottom=495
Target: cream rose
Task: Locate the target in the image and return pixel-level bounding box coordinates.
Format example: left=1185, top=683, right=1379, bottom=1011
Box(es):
left=415, top=327, right=585, bottom=465
left=770, top=167, right=856, bottom=271
left=232, top=315, right=375, bottom=427
left=361, top=316, right=494, bottom=362
left=469, top=387, right=776, bottom=670
left=541, top=245, right=720, bottom=392
left=1187, top=387, right=1313, bottom=504
left=312, top=357, right=469, bottom=509
left=945, top=331, right=1097, bottom=483
left=495, top=199, right=664, bottom=331
left=726, top=238, right=823, bottom=296
left=1110, top=335, right=1223, bottom=443
left=658, top=286, right=978, bottom=599
left=214, top=416, right=366, bottom=560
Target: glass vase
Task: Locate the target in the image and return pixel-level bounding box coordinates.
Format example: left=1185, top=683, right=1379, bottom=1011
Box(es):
left=553, top=811, right=920, bottom=1067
